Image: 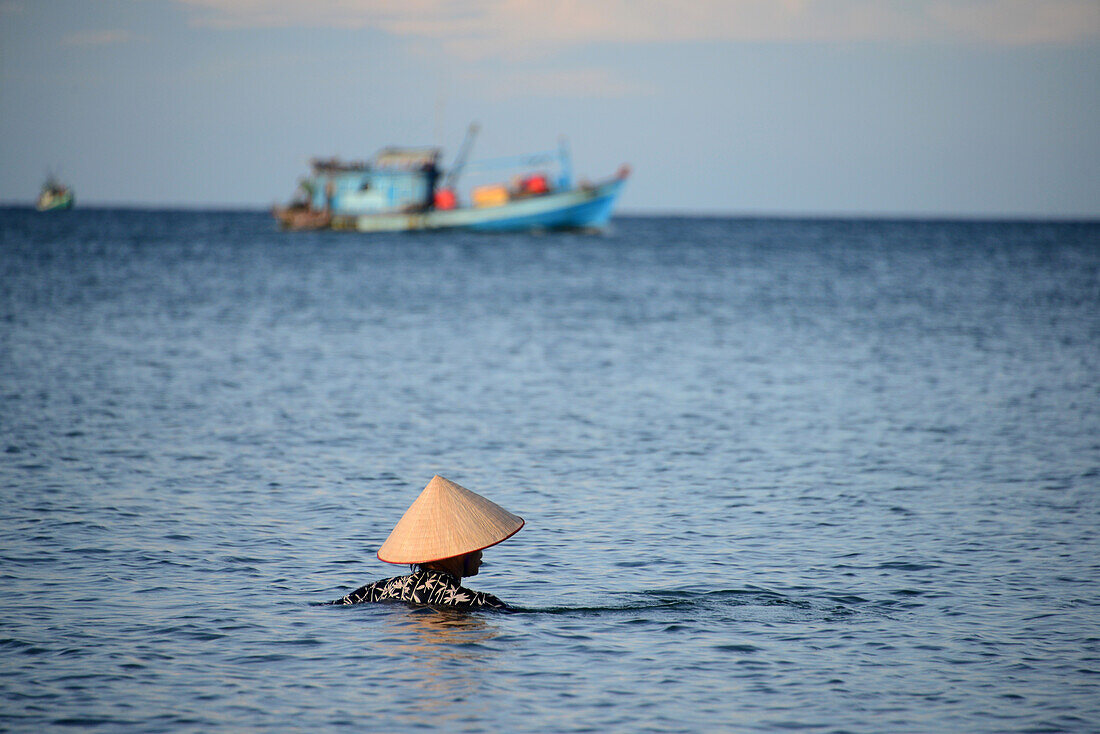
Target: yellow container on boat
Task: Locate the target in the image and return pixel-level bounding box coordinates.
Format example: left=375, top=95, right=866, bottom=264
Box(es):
left=472, top=184, right=510, bottom=208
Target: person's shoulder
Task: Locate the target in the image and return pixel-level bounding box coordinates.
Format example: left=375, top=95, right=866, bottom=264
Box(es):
left=479, top=592, right=509, bottom=610
left=328, top=575, right=405, bottom=605
left=461, top=585, right=509, bottom=610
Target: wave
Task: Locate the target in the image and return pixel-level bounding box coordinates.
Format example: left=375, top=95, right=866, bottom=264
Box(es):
left=507, top=586, right=874, bottom=616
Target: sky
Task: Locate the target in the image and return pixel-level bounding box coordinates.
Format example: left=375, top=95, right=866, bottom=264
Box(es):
left=1, top=0, right=1098, bottom=218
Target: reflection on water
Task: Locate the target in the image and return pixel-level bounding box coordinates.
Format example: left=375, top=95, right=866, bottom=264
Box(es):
left=375, top=607, right=502, bottom=726
left=384, top=607, right=501, bottom=658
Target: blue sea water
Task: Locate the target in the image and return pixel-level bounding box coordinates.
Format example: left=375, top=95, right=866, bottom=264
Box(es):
left=1, top=208, right=1098, bottom=732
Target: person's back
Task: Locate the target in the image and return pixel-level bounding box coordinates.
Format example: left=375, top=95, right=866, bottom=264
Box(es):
left=328, top=567, right=506, bottom=610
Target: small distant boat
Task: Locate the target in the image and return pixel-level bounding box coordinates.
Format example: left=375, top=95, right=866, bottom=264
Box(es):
left=274, top=125, right=629, bottom=233
left=36, top=176, right=74, bottom=211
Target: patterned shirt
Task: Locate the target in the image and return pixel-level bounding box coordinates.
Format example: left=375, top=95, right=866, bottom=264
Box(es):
left=328, top=568, right=508, bottom=610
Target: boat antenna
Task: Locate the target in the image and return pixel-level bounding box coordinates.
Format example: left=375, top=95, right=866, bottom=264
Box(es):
left=442, top=122, right=480, bottom=190
left=433, top=74, right=445, bottom=146
left=557, top=136, right=573, bottom=190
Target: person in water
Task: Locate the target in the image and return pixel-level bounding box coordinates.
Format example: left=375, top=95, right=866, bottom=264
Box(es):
left=328, top=475, right=523, bottom=610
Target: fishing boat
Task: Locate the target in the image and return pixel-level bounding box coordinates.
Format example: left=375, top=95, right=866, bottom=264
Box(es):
left=36, top=176, right=74, bottom=211
left=274, top=125, right=629, bottom=233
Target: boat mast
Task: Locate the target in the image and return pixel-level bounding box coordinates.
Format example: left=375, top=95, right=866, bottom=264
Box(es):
left=557, top=136, right=573, bottom=190
left=442, top=122, right=480, bottom=191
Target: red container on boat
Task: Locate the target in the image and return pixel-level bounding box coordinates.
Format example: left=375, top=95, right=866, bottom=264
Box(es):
left=523, top=175, right=549, bottom=195
left=434, top=188, right=457, bottom=210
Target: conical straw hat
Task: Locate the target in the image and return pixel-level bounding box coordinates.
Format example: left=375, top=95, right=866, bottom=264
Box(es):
left=377, top=475, right=524, bottom=564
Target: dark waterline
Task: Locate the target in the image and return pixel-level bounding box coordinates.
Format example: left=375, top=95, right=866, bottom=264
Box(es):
left=1, top=209, right=1098, bottom=731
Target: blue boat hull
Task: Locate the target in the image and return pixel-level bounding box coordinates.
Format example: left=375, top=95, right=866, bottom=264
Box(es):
left=345, top=174, right=627, bottom=233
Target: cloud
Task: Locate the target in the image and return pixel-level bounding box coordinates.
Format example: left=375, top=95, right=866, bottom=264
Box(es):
left=925, top=1, right=1100, bottom=44
left=62, top=29, right=135, bottom=47
left=176, top=0, right=1100, bottom=49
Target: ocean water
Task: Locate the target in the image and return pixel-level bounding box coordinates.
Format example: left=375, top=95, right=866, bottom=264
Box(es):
left=1, top=208, right=1098, bottom=732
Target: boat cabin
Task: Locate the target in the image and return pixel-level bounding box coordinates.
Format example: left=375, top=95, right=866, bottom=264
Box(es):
left=305, top=147, right=440, bottom=215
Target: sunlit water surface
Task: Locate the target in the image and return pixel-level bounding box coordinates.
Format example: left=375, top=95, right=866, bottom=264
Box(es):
left=1, top=209, right=1098, bottom=731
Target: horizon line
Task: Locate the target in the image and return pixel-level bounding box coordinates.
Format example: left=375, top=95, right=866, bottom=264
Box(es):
left=3, top=201, right=1098, bottom=224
